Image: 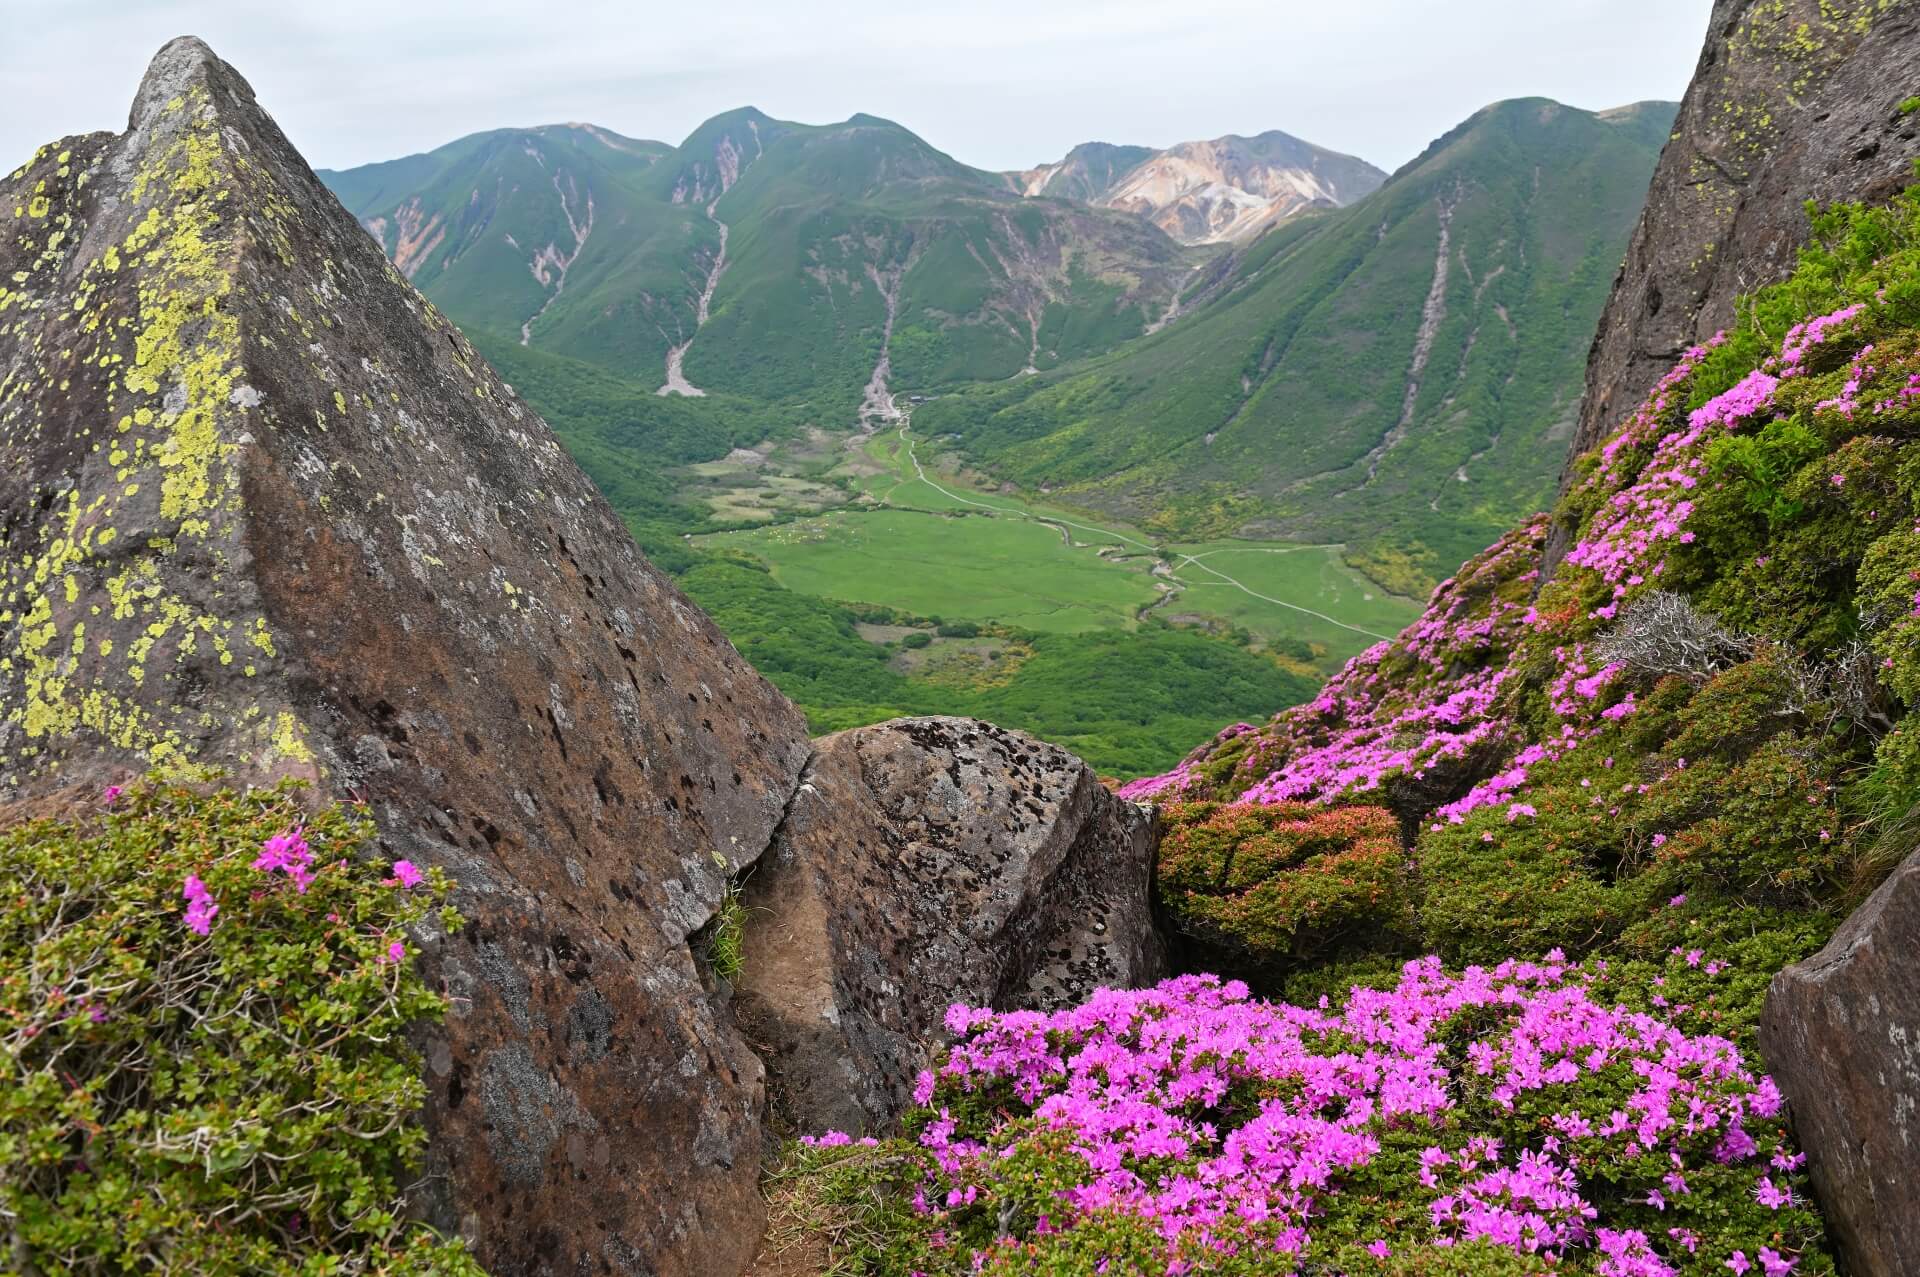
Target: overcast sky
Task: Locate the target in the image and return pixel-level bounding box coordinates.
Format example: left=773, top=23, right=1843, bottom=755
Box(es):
left=3, top=1, right=1712, bottom=177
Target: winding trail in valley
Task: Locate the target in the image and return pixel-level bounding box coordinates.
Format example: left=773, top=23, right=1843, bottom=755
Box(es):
left=886, top=421, right=1397, bottom=641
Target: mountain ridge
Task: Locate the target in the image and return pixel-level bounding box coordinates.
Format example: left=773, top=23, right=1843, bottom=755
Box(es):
left=320, top=106, right=1191, bottom=421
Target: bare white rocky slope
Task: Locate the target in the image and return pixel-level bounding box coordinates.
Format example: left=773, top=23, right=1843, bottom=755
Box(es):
left=1013, top=129, right=1385, bottom=246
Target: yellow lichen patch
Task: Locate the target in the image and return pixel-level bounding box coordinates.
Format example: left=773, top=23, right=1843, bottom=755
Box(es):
left=0, top=88, right=291, bottom=787
left=17, top=594, right=77, bottom=739
left=120, top=123, right=242, bottom=526
left=266, top=710, right=313, bottom=766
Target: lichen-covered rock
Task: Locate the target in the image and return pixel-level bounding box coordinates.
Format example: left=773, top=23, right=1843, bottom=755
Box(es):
left=0, top=38, right=812, bottom=1276
left=733, top=717, right=1165, bottom=1135
left=1565, top=0, right=1920, bottom=484
left=1759, top=848, right=1920, bottom=1277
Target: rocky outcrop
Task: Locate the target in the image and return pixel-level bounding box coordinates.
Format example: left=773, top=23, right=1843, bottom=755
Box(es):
left=1564, top=0, right=1920, bottom=481
left=1097, top=130, right=1385, bottom=245
left=1015, top=130, right=1386, bottom=245
left=1759, top=849, right=1920, bottom=1277
left=733, top=717, right=1166, bottom=1135
left=0, top=38, right=814, bottom=1276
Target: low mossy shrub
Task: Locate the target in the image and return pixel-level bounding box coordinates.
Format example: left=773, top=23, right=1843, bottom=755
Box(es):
left=1157, top=800, right=1413, bottom=974
left=0, top=779, right=477, bottom=1275
left=1416, top=673, right=1854, bottom=969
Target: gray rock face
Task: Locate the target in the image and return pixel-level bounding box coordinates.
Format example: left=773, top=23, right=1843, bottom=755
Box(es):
left=1760, top=849, right=1920, bottom=1277
left=733, top=717, right=1166, bottom=1135
left=1558, top=0, right=1920, bottom=519
left=0, top=37, right=812, bottom=1277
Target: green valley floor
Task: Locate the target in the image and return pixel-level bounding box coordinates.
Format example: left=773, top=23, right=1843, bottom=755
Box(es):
left=671, top=416, right=1420, bottom=774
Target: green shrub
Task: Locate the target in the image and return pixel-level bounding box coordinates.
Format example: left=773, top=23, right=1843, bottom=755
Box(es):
left=0, top=779, right=477, bottom=1275
left=900, top=632, right=933, bottom=650
left=1705, top=416, right=1826, bottom=523
left=1157, top=801, right=1414, bottom=973
left=1418, top=799, right=1640, bottom=964
left=1604, top=905, right=1831, bottom=1053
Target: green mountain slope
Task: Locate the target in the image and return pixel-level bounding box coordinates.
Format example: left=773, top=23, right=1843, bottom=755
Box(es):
left=322, top=109, right=1193, bottom=426
left=915, top=99, right=1676, bottom=584
left=680, top=111, right=1190, bottom=411
left=317, top=123, right=721, bottom=378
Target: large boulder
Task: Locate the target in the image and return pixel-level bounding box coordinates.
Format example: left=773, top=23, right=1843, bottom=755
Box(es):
left=0, top=38, right=814, bottom=1276
left=1558, top=0, right=1920, bottom=518
left=733, top=717, right=1166, bottom=1134
left=1759, top=850, right=1920, bottom=1277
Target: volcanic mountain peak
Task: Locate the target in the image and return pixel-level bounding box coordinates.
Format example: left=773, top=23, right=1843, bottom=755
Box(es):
left=1015, top=127, right=1386, bottom=245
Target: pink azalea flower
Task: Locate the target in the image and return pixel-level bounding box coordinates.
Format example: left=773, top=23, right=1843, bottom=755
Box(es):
left=182, top=873, right=219, bottom=935
left=254, top=827, right=316, bottom=893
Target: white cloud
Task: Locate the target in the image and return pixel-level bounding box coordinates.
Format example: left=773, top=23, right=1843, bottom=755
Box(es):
left=0, top=0, right=1710, bottom=176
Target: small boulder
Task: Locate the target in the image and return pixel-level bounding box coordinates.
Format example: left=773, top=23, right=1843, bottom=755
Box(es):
left=734, top=717, right=1166, bottom=1134
left=1759, top=848, right=1920, bottom=1276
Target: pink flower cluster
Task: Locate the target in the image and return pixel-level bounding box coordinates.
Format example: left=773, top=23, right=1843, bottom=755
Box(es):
left=182, top=873, right=219, bottom=936
left=1218, top=522, right=1547, bottom=808
left=1121, top=515, right=1633, bottom=828
left=171, top=811, right=427, bottom=944
left=253, top=827, right=315, bottom=893
left=1121, top=295, right=1899, bottom=832
left=1117, top=724, right=1258, bottom=802
left=1776, top=304, right=1864, bottom=375
left=887, top=958, right=1802, bottom=1274
left=1562, top=360, right=1774, bottom=618
left=1816, top=344, right=1876, bottom=420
